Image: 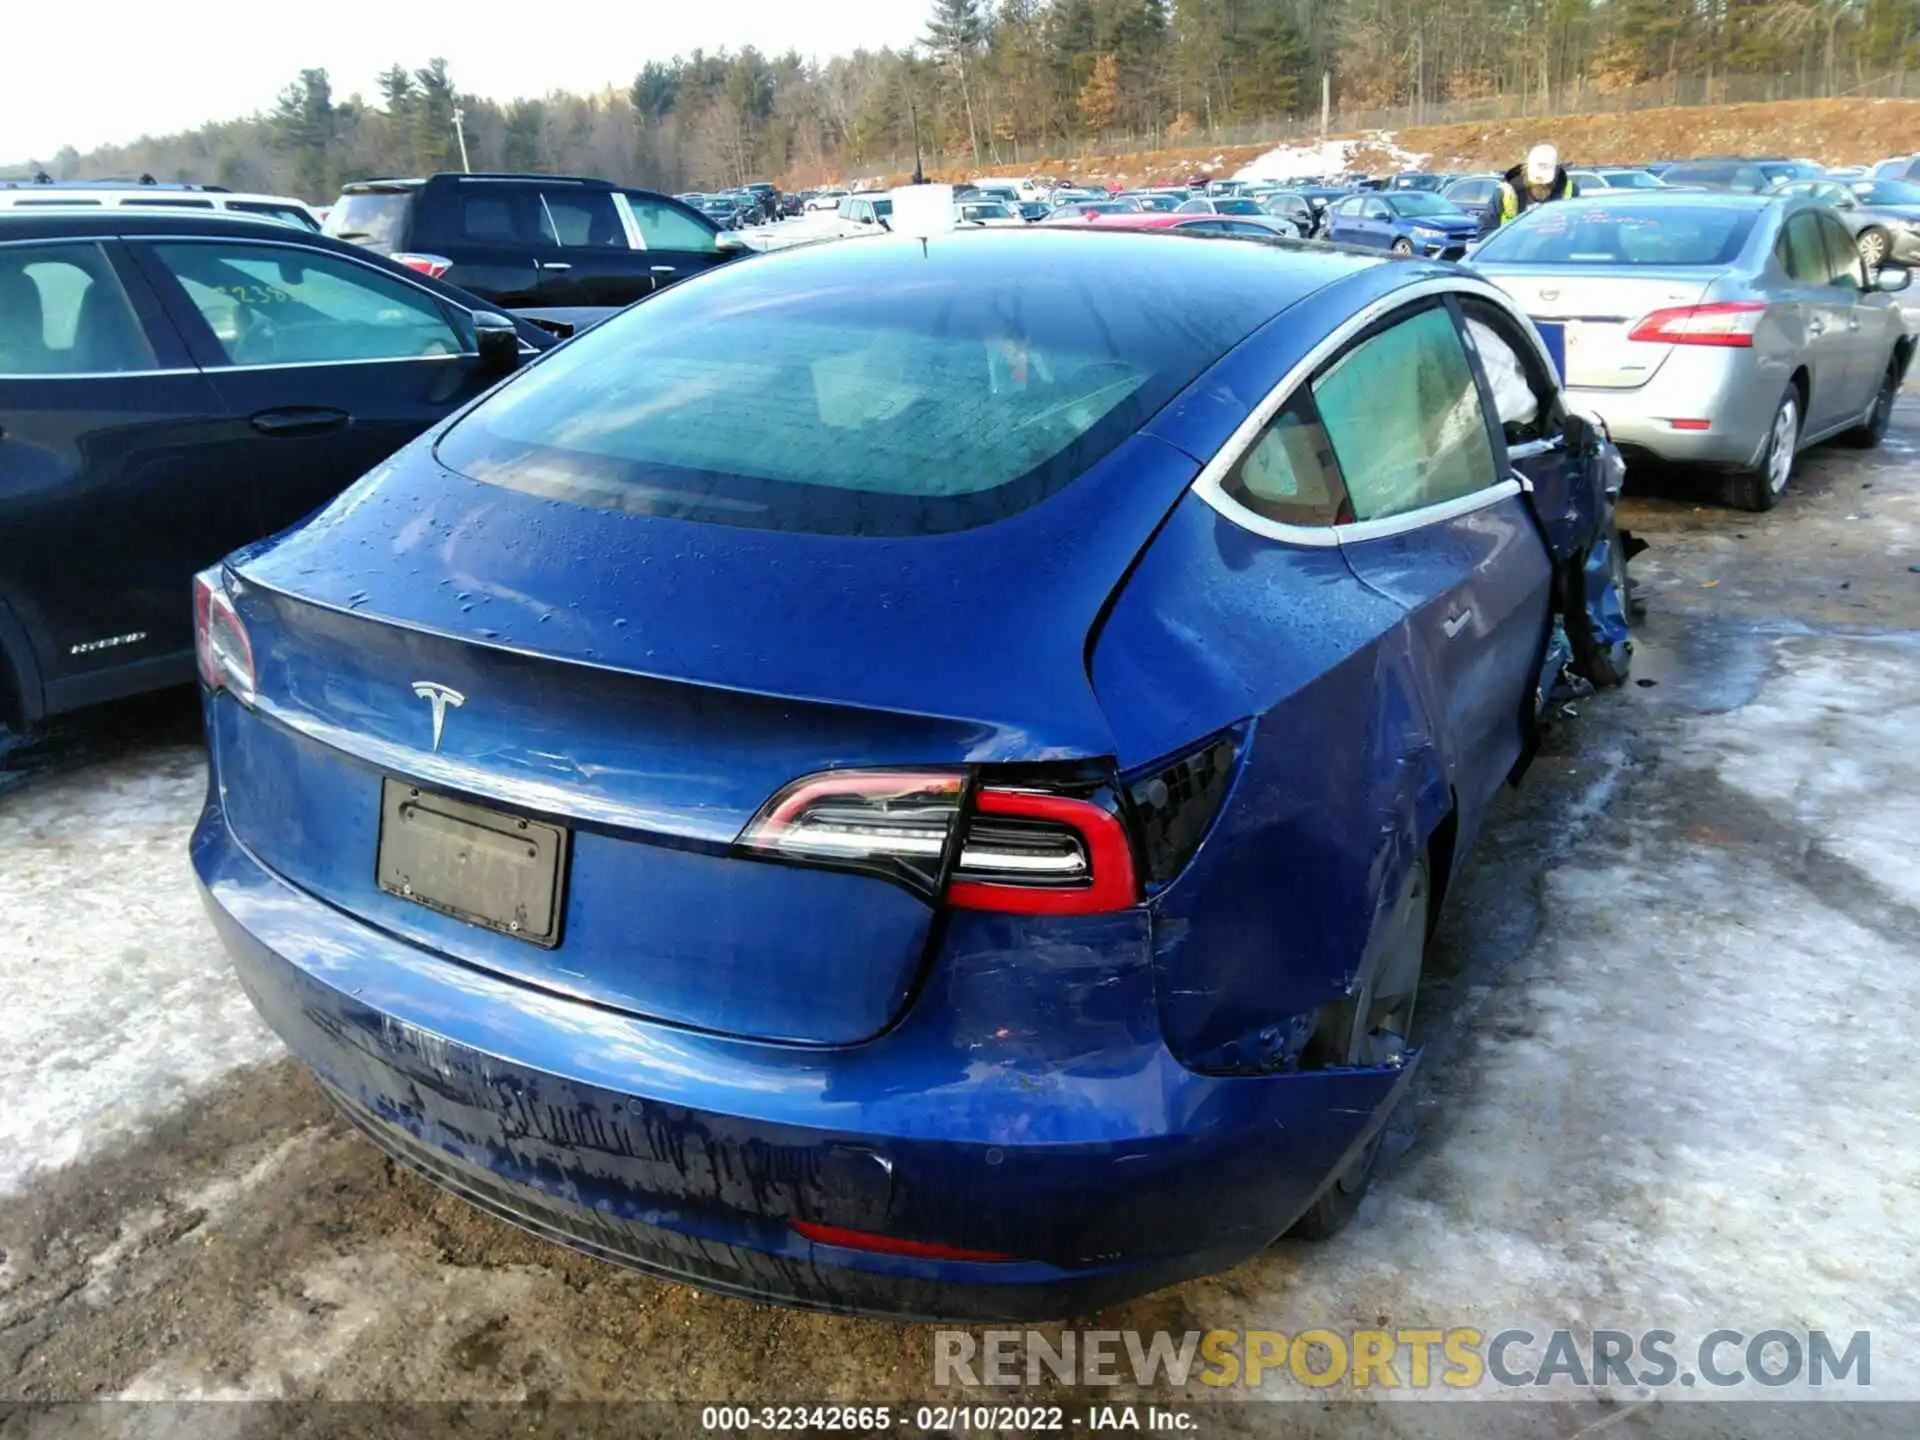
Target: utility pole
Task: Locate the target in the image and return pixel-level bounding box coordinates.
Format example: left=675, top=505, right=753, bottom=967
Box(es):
left=907, top=92, right=926, bottom=185
left=452, top=106, right=472, bottom=173
left=1320, top=72, right=1331, bottom=142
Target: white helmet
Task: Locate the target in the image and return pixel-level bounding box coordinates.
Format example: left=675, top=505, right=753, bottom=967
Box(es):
left=1526, top=144, right=1559, bottom=187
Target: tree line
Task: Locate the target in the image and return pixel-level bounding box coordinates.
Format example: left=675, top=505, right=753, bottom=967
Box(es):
left=14, top=0, right=1920, bottom=200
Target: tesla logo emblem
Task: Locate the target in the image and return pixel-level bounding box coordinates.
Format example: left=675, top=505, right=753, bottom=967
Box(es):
left=411, top=681, right=465, bottom=753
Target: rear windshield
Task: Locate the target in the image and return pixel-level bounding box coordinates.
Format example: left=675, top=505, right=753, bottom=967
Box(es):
left=231, top=201, right=320, bottom=230
left=1662, top=163, right=1766, bottom=192
left=1473, top=203, right=1759, bottom=266
left=437, top=237, right=1271, bottom=536
left=1389, top=193, right=1461, bottom=216
left=324, top=192, right=410, bottom=252
left=1856, top=180, right=1920, bottom=206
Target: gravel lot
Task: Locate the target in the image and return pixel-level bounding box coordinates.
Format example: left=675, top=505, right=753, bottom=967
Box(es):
left=3, top=393, right=1919, bottom=1433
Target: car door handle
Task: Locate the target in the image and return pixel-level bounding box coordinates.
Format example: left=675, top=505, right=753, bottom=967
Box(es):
left=650, top=265, right=678, bottom=275
left=249, top=407, right=350, bottom=437
left=538, top=261, right=572, bottom=271
left=1442, top=610, right=1473, bottom=639
left=1847, top=316, right=1861, bottom=331
left=1807, top=317, right=1826, bottom=335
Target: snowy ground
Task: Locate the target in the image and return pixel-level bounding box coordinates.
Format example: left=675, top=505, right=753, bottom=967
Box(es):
left=3, top=397, right=1919, bottom=1425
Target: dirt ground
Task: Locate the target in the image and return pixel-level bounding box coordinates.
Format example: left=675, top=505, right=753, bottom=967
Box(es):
left=3, top=393, right=1920, bottom=1435
left=858, top=96, right=1920, bottom=189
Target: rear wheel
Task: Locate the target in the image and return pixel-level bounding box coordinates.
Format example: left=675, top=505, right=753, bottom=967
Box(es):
left=1843, top=353, right=1903, bottom=449
left=1723, top=387, right=1800, bottom=512
left=1390, top=237, right=1415, bottom=257
left=1287, top=854, right=1429, bottom=1241
left=1857, top=227, right=1891, bottom=271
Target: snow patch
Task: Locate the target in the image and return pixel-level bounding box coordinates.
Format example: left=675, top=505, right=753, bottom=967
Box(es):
left=1234, top=131, right=1429, bottom=183
left=1218, top=635, right=1920, bottom=1398
left=0, top=746, right=283, bottom=1198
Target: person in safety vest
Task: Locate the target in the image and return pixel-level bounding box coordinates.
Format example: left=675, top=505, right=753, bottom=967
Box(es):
left=1498, top=143, right=1575, bottom=225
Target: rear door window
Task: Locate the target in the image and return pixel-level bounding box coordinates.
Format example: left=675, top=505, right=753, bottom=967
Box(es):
left=1814, top=212, right=1868, bottom=290
left=0, top=242, right=157, bottom=375
left=150, top=241, right=463, bottom=365
left=1310, top=305, right=1499, bottom=522
left=540, top=189, right=627, bottom=249
left=1779, top=212, right=1830, bottom=284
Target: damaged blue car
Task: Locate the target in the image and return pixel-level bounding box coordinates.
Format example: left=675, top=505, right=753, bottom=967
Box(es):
left=191, top=229, right=1630, bottom=1321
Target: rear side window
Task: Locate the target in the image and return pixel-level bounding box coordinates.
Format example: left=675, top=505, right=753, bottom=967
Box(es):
left=0, top=242, right=157, bottom=375
left=124, top=197, right=213, bottom=208
left=1221, top=396, right=1349, bottom=526
left=150, top=242, right=462, bottom=366
left=437, top=240, right=1274, bottom=536
left=1474, top=204, right=1759, bottom=266
left=1311, top=305, right=1498, bottom=522
left=324, top=192, right=411, bottom=253
left=458, top=189, right=543, bottom=244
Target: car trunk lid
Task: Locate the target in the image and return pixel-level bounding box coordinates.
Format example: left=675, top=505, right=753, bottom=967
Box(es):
left=1477, top=265, right=1721, bottom=389
left=216, top=434, right=1198, bottom=1044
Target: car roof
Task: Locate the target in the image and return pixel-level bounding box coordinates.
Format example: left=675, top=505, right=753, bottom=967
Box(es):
left=0, top=208, right=336, bottom=240
left=1560, top=190, right=1774, bottom=210
left=0, top=186, right=313, bottom=208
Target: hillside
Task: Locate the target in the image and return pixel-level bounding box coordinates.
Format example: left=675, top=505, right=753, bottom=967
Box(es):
left=863, top=97, right=1920, bottom=190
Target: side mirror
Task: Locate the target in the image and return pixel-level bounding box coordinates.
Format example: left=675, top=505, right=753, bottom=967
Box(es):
left=1874, top=264, right=1911, bottom=293
left=716, top=232, right=747, bottom=253
left=472, top=311, right=522, bottom=374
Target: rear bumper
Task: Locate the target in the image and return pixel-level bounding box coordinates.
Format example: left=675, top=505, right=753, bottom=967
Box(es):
left=1566, top=345, right=1787, bottom=469
left=193, top=796, right=1416, bottom=1321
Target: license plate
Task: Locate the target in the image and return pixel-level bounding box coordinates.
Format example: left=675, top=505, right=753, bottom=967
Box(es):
left=1531, top=319, right=1567, bottom=382
left=376, top=780, right=568, bottom=947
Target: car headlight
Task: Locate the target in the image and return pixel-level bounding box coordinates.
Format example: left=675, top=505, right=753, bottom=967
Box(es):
left=1413, top=225, right=1446, bottom=237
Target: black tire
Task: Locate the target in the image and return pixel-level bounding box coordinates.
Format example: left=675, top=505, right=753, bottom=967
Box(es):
left=1857, top=227, right=1891, bottom=271
left=1723, top=385, right=1801, bottom=512
left=1287, top=854, right=1430, bottom=1241
left=1390, top=237, right=1415, bottom=257
left=1566, top=521, right=1634, bottom=687
left=1842, top=353, right=1903, bottom=449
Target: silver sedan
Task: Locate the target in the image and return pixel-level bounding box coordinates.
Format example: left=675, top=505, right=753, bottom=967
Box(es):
left=1471, top=192, right=1913, bottom=510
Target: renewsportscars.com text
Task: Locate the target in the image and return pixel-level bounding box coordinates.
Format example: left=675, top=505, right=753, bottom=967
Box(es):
left=934, top=1327, right=1872, bottom=1392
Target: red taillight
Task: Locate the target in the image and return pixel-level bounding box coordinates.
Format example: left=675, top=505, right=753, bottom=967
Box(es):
left=739, top=771, right=964, bottom=893
left=1626, top=302, right=1766, bottom=347
left=1667, top=418, right=1712, bottom=431
left=789, top=1220, right=1015, bottom=1263
left=192, top=569, right=255, bottom=704
left=947, top=788, right=1138, bottom=915
left=737, top=770, right=1139, bottom=914
left=391, top=252, right=453, bottom=279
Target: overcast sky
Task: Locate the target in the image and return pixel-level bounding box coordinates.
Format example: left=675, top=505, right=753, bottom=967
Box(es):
left=3, top=0, right=927, bottom=162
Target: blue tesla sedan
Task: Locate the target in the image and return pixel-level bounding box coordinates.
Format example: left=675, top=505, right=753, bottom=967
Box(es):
left=192, top=228, right=1630, bottom=1320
